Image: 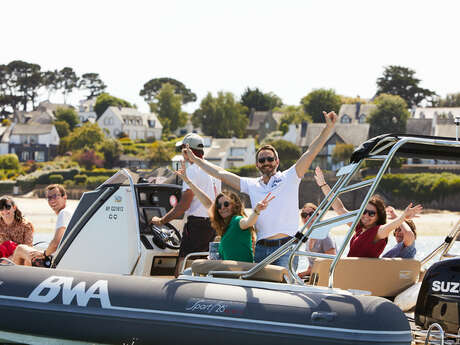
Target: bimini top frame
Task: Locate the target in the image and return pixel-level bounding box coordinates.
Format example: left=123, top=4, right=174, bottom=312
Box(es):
left=204, top=134, right=460, bottom=288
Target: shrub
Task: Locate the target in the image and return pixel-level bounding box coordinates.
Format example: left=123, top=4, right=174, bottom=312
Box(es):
left=0, top=154, right=20, bottom=170
left=49, top=174, right=64, bottom=184
left=63, top=179, right=76, bottom=188
left=74, top=174, right=88, bottom=185
left=87, top=176, right=110, bottom=189
left=227, top=164, right=259, bottom=177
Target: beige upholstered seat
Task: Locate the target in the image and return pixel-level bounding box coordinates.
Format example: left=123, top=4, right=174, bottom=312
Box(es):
left=191, top=259, right=289, bottom=283
left=309, top=257, right=421, bottom=297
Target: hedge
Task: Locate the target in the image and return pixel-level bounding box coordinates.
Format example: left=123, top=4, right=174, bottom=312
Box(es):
left=49, top=174, right=64, bottom=184
left=227, top=164, right=259, bottom=177
left=74, top=174, right=88, bottom=184
left=87, top=176, right=110, bottom=189
left=0, top=181, right=15, bottom=194
left=375, top=172, right=460, bottom=204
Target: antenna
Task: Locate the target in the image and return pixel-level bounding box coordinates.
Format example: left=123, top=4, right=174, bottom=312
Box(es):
left=456, top=117, right=460, bottom=141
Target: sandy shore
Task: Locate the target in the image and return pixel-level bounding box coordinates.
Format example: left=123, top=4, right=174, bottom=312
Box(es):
left=11, top=196, right=460, bottom=236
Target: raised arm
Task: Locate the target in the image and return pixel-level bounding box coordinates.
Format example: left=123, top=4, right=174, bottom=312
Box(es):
left=295, top=111, right=338, bottom=178
left=384, top=206, right=416, bottom=246
left=376, top=203, right=423, bottom=241
left=183, top=145, right=241, bottom=191
left=174, top=160, right=213, bottom=210
left=239, top=193, right=275, bottom=230
left=315, top=166, right=348, bottom=215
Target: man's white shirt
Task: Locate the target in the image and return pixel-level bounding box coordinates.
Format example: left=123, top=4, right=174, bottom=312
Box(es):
left=240, top=165, right=301, bottom=240
left=182, top=163, right=221, bottom=218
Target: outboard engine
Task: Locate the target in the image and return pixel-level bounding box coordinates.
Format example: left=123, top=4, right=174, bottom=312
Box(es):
left=415, top=257, right=460, bottom=333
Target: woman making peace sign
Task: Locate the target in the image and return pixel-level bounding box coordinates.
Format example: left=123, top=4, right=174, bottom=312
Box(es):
left=175, top=160, right=274, bottom=262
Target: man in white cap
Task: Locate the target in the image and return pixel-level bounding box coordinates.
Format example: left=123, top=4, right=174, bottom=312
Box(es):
left=151, top=133, right=221, bottom=276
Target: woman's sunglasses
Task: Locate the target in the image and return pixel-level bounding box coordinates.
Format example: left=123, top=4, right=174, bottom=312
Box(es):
left=0, top=204, right=12, bottom=211
left=301, top=211, right=314, bottom=218
left=217, top=201, right=230, bottom=210
left=363, top=209, right=376, bottom=217
left=258, top=156, right=275, bottom=164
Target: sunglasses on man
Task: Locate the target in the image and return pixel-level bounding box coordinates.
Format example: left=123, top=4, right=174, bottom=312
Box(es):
left=258, top=156, right=275, bottom=164
left=47, top=194, right=61, bottom=201
left=217, top=201, right=231, bottom=210
left=301, top=211, right=314, bottom=218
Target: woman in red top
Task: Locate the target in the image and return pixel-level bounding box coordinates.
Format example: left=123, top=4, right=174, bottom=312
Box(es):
left=314, top=167, right=422, bottom=258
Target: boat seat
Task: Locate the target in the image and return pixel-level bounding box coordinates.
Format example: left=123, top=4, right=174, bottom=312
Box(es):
left=309, top=257, right=421, bottom=297
left=191, top=259, right=289, bottom=283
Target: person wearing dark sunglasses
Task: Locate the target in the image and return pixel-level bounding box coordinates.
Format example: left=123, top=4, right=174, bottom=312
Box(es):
left=13, top=184, right=72, bottom=266
left=315, top=166, right=422, bottom=258
left=174, top=160, right=274, bottom=262
left=0, top=196, right=34, bottom=250
left=297, top=202, right=336, bottom=279
left=180, top=111, right=338, bottom=269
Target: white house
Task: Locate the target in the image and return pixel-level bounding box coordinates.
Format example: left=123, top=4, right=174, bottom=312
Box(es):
left=8, top=123, right=60, bottom=162
left=97, top=106, right=163, bottom=140
left=204, top=138, right=255, bottom=169
left=78, top=98, right=98, bottom=123
left=338, top=103, right=376, bottom=124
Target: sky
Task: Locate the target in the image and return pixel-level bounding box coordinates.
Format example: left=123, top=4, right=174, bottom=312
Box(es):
left=2, top=0, right=460, bottom=113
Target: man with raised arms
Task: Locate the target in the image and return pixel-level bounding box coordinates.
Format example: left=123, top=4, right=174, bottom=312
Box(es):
left=183, top=111, right=338, bottom=268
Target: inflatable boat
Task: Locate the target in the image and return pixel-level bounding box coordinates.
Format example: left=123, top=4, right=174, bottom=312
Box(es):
left=1, top=134, right=460, bottom=344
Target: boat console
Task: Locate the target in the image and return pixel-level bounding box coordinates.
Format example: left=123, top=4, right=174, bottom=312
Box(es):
left=52, top=170, right=184, bottom=276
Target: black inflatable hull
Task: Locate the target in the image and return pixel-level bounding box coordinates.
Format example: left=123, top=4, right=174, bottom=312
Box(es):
left=0, top=266, right=411, bottom=345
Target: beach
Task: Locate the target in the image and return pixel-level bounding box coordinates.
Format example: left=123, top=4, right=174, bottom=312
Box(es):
left=12, top=196, right=460, bottom=237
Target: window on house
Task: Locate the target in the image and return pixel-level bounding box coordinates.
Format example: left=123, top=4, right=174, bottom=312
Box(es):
left=327, top=144, right=336, bottom=155
left=148, top=120, right=156, bottom=128
left=340, top=115, right=351, bottom=123
left=34, top=151, right=45, bottom=162
left=230, top=147, right=246, bottom=156
left=21, top=151, right=29, bottom=161
left=359, top=114, right=366, bottom=123
left=265, top=122, right=269, bottom=129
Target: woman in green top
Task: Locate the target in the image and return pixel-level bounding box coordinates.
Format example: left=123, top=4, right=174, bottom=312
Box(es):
left=175, top=160, right=274, bottom=262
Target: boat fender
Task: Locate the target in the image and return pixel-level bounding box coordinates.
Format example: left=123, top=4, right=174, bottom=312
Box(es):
left=394, top=282, right=421, bottom=312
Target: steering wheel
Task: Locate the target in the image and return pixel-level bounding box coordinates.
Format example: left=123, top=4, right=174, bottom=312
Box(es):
left=150, top=222, right=182, bottom=250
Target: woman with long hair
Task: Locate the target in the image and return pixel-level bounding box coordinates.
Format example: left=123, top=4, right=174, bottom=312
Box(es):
left=175, top=161, right=274, bottom=262
left=315, top=167, right=422, bottom=258
left=0, top=196, right=34, bottom=258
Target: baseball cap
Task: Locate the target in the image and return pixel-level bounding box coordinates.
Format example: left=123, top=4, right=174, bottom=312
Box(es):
left=177, top=133, right=204, bottom=150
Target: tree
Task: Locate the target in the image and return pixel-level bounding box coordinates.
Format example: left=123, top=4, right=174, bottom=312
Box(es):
left=67, top=123, right=106, bottom=150
left=146, top=141, right=175, bottom=167
left=240, top=87, right=283, bottom=112
left=55, top=107, right=79, bottom=131
left=94, top=93, right=132, bottom=117
left=367, top=94, right=411, bottom=137
left=332, top=143, right=354, bottom=164
left=96, top=139, right=123, bottom=168
left=301, top=89, right=341, bottom=123
left=140, top=77, right=197, bottom=105
left=277, top=105, right=311, bottom=134
left=264, top=139, right=301, bottom=171
left=41, top=70, right=61, bottom=100
left=192, top=92, right=248, bottom=138
left=434, top=92, right=460, bottom=107
left=58, top=67, right=79, bottom=104
left=0, top=60, right=42, bottom=111
left=54, top=120, right=70, bottom=138
left=150, top=83, right=187, bottom=134
left=375, top=65, right=436, bottom=108
left=79, top=73, right=107, bottom=100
